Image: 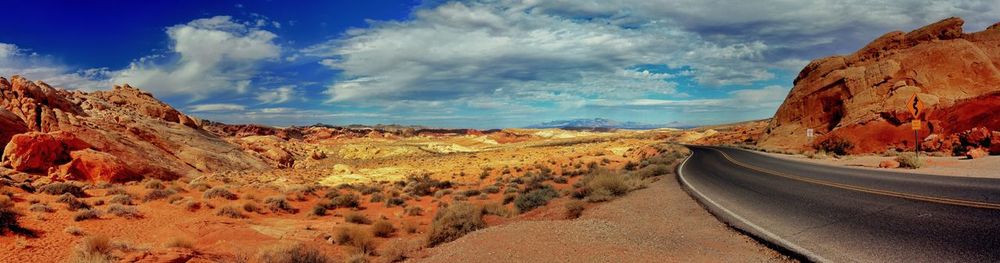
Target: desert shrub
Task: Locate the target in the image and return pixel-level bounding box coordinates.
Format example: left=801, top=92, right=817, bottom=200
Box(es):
left=514, top=187, right=559, bottom=213
left=310, top=205, right=327, bottom=216
left=379, top=239, right=421, bottom=262
left=164, top=237, right=194, bottom=249
left=323, top=190, right=340, bottom=199
left=330, top=194, right=360, bottom=208
left=451, top=194, right=468, bottom=202
left=427, top=202, right=485, bottom=247
left=552, top=176, right=568, bottom=184
left=73, top=209, right=101, bottom=221
left=482, top=185, right=500, bottom=194
left=459, top=189, right=481, bottom=197
left=358, top=184, right=382, bottom=195
left=203, top=187, right=238, bottom=200
left=57, top=194, right=92, bottom=211
left=107, top=204, right=142, bottom=219
left=634, top=164, right=672, bottom=179
left=72, top=235, right=114, bottom=262
left=401, top=220, right=419, bottom=234
left=502, top=193, right=516, bottom=205
left=896, top=153, right=925, bottom=169
left=385, top=197, right=406, bottom=207
left=264, top=196, right=298, bottom=213
left=580, top=169, right=640, bottom=202
left=216, top=206, right=246, bottom=219
left=404, top=206, right=424, bottom=216
left=108, top=194, right=133, bottom=205
left=815, top=135, right=854, bottom=155
left=403, top=174, right=448, bottom=197
left=39, top=182, right=86, bottom=197
left=372, top=220, right=397, bottom=237
left=105, top=187, right=130, bottom=197
left=144, top=179, right=165, bottom=190
left=29, top=203, right=54, bottom=213
left=480, top=202, right=512, bottom=217
left=189, top=182, right=211, bottom=192
left=345, top=212, right=371, bottom=224
left=243, top=202, right=263, bottom=214
left=1, top=196, right=22, bottom=234
left=183, top=201, right=202, bottom=212
left=334, top=226, right=376, bottom=254
left=433, top=189, right=451, bottom=198
left=64, top=226, right=85, bottom=236
left=142, top=189, right=177, bottom=202
left=167, top=195, right=184, bottom=204
left=258, top=243, right=332, bottom=263
left=93, top=199, right=106, bottom=206
left=369, top=192, right=385, bottom=203
left=565, top=200, right=585, bottom=219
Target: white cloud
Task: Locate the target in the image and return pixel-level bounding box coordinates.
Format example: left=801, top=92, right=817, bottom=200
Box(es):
left=187, top=103, right=247, bottom=112
left=112, top=16, right=280, bottom=100
left=0, top=42, right=112, bottom=91
left=256, top=85, right=299, bottom=104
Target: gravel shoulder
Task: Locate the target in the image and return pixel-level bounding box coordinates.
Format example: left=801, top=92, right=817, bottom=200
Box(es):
left=415, top=174, right=791, bottom=263
left=758, top=151, right=1000, bottom=179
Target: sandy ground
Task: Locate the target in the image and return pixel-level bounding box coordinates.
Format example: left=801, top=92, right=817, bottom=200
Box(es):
left=416, top=175, right=791, bottom=263
left=759, top=151, right=1000, bottom=179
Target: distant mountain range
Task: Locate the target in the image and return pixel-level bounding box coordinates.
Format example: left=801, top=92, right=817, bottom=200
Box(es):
left=527, top=118, right=691, bottom=130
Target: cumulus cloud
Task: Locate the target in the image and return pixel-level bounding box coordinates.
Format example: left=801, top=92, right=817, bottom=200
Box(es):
left=112, top=16, right=280, bottom=100
left=0, top=42, right=111, bottom=91
left=256, top=85, right=300, bottom=104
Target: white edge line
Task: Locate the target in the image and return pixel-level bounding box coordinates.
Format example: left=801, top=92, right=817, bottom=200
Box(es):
left=677, top=149, right=833, bottom=263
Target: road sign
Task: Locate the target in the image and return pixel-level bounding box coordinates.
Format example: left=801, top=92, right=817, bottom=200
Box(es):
left=908, top=94, right=925, bottom=117
left=911, top=120, right=921, bottom=130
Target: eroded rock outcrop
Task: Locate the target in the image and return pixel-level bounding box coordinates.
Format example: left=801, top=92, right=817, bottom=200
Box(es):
left=0, top=76, right=271, bottom=181
left=761, top=17, right=1000, bottom=154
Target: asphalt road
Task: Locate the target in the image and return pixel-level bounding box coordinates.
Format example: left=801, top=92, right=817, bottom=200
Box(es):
left=678, top=146, right=1000, bottom=262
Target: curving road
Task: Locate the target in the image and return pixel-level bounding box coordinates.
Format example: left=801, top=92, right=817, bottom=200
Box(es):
left=678, top=146, right=1000, bottom=262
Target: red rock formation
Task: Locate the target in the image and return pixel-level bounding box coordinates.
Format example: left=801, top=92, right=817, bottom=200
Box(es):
left=761, top=17, right=1000, bottom=154
left=2, top=132, right=90, bottom=173
left=0, top=76, right=271, bottom=181
left=53, top=149, right=137, bottom=183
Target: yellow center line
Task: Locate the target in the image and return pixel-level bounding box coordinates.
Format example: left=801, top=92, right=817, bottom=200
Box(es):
left=711, top=147, right=1000, bottom=210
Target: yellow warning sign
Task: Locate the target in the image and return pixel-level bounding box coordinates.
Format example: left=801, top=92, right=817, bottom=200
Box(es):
left=911, top=120, right=921, bottom=130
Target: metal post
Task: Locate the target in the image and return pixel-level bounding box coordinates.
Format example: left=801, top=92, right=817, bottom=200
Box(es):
left=914, top=130, right=919, bottom=161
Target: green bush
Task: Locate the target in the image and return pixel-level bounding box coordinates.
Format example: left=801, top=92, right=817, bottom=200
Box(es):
left=39, top=183, right=86, bottom=197
left=258, top=243, right=332, bottom=263
left=514, top=186, right=559, bottom=213
left=815, top=135, right=854, bottom=155
left=203, top=187, right=238, bottom=200
left=427, top=202, right=485, bottom=247
left=896, top=153, right=924, bottom=169
left=345, top=212, right=372, bottom=224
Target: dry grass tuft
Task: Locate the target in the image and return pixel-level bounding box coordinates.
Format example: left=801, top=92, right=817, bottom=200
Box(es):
left=333, top=226, right=376, bottom=255
left=345, top=212, right=371, bottom=225
left=371, top=220, right=397, bottom=237
left=216, top=206, right=247, bottom=219
left=427, top=202, right=485, bottom=247
left=258, top=243, right=332, bottom=263
left=203, top=187, right=239, bottom=200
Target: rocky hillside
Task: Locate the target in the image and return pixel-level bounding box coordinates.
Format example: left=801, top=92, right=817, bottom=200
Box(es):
left=0, top=76, right=270, bottom=182
left=760, top=17, right=1000, bottom=155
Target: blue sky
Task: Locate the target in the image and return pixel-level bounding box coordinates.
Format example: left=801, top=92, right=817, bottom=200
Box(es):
left=1, top=1, right=997, bottom=128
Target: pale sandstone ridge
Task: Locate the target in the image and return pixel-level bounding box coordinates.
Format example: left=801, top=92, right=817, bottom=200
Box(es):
left=761, top=17, right=1000, bottom=154
left=0, top=76, right=270, bottom=182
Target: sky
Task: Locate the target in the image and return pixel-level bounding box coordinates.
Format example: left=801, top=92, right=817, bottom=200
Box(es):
left=1, top=1, right=998, bottom=129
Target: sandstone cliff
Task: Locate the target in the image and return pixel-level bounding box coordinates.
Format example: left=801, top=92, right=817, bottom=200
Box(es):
left=760, top=17, right=1000, bottom=154
left=0, top=76, right=270, bottom=182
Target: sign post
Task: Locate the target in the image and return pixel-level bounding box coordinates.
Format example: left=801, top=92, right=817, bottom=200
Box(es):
left=908, top=94, right=926, bottom=160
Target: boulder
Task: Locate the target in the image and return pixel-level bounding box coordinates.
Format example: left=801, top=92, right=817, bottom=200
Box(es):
left=992, top=132, right=1000, bottom=155
left=53, top=149, right=136, bottom=183
left=966, top=147, right=989, bottom=159
left=2, top=132, right=90, bottom=172
left=0, top=109, right=28, bottom=150
left=879, top=160, right=901, bottom=169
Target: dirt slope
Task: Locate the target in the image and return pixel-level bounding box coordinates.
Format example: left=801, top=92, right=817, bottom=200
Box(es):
left=417, top=175, right=790, bottom=262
